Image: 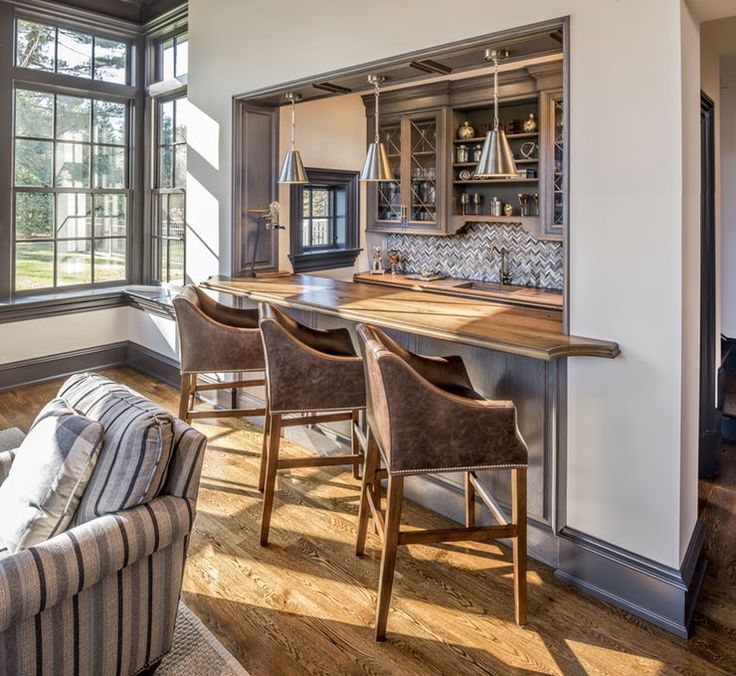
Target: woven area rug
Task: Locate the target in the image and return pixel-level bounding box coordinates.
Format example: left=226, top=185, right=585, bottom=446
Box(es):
left=158, top=603, right=249, bottom=676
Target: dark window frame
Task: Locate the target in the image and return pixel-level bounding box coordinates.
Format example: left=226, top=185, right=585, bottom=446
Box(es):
left=10, top=25, right=135, bottom=296
left=289, top=168, right=361, bottom=273
left=151, top=91, right=187, bottom=285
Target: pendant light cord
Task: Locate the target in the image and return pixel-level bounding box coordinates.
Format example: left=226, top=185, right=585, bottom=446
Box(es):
left=374, top=79, right=380, bottom=143
left=493, top=55, right=500, bottom=132
left=290, top=98, right=297, bottom=150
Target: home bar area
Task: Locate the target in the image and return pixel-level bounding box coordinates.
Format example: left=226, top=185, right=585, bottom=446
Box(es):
left=181, top=14, right=713, bottom=641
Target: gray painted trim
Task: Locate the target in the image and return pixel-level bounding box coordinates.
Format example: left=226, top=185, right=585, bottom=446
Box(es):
left=555, top=523, right=707, bottom=638
left=0, top=290, right=128, bottom=324
left=126, top=341, right=180, bottom=386
left=0, top=341, right=128, bottom=391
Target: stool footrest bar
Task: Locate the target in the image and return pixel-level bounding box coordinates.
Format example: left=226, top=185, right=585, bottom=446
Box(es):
left=398, top=524, right=516, bottom=545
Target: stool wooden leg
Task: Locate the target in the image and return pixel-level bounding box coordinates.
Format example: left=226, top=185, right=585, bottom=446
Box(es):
left=464, top=471, right=475, bottom=528
left=356, top=429, right=379, bottom=557
left=179, top=373, right=195, bottom=423
left=511, top=467, right=527, bottom=626
left=375, top=474, right=403, bottom=642
left=260, top=413, right=282, bottom=546
left=188, top=375, right=197, bottom=415
left=351, top=409, right=361, bottom=480
left=258, top=408, right=271, bottom=492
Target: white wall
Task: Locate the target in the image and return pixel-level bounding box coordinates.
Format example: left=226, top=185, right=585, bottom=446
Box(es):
left=277, top=94, right=369, bottom=278
left=188, top=0, right=701, bottom=567
left=722, top=56, right=736, bottom=338
left=0, top=309, right=129, bottom=365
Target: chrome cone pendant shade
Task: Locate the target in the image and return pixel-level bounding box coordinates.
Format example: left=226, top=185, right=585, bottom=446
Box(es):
left=475, top=49, right=518, bottom=179
left=278, top=93, right=308, bottom=184
left=360, top=75, right=394, bottom=182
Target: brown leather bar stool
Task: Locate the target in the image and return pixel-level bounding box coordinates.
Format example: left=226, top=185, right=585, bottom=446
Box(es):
left=258, top=302, right=365, bottom=546
left=173, top=285, right=267, bottom=428
left=355, top=323, right=529, bottom=641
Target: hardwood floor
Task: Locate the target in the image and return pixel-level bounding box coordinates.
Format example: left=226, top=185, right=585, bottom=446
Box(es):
left=2, top=367, right=736, bottom=675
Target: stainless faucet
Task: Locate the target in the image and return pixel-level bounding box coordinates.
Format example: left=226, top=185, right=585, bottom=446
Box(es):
left=490, top=246, right=511, bottom=285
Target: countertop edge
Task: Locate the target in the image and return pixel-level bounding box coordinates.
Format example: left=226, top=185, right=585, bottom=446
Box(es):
left=202, top=276, right=620, bottom=362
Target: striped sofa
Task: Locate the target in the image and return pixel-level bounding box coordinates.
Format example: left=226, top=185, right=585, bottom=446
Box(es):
left=0, top=373, right=207, bottom=676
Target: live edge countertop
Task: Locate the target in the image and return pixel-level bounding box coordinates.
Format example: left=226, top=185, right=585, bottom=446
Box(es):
left=202, top=274, right=620, bottom=362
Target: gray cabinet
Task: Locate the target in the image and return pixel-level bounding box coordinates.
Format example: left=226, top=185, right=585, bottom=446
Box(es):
left=366, top=107, right=451, bottom=235
left=539, top=89, right=565, bottom=239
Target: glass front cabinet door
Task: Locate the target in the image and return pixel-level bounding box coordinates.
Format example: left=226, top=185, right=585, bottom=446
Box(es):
left=540, top=89, right=565, bottom=239
left=366, top=108, right=450, bottom=235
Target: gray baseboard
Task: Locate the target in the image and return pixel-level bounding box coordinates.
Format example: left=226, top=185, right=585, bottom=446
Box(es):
left=0, top=340, right=709, bottom=640
left=0, top=342, right=129, bottom=391
left=555, top=522, right=707, bottom=638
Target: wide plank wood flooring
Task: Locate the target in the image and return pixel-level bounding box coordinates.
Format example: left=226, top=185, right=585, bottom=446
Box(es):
left=2, top=367, right=736, bottom=675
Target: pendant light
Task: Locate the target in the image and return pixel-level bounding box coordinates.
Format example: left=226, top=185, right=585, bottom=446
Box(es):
left=278, top=92, right=308, bottom=184
left=360, top=75, right=394, bottom=182
left=475, top=49, right=518, bottom=179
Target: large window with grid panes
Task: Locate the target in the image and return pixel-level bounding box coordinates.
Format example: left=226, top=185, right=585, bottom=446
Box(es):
left=150, top=30, right=188, bottom=285
left=12, top=17, right=131, bottom=293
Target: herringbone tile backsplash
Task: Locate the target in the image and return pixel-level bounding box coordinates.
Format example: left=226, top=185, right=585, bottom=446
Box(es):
left=387, top=222, right=563, bottom=290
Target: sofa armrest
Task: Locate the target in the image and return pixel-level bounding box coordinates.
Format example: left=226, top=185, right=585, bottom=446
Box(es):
left=0, top=494, right=193, bottom=632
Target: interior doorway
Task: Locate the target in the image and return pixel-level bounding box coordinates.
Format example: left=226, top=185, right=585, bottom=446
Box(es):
left=699, top=91, right=720, bottom=478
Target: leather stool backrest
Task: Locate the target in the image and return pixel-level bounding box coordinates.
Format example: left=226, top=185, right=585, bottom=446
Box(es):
left=258, top=303, right=365, bottom=414
left=357, top=323, right=528, bottom=475
left=173, top=285, right=263, bottom=373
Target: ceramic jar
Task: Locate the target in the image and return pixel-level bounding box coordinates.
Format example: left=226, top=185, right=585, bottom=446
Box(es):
left=457, top=121, right=475, bottom=140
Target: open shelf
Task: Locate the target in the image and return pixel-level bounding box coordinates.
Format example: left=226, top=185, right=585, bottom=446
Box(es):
left=453, top=132, right=539, bottom=144
left=454, top=178, right=538, bottom=185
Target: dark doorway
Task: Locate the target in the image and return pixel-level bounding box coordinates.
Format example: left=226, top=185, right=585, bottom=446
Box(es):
left=699, top=91, right=720, bottom=478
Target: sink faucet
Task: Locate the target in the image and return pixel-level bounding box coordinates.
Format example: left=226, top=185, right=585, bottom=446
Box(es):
left=490, top=246, right=511, bottom=285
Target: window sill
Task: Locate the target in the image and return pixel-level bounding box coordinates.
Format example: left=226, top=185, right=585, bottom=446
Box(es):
left=289, top=248, right=363, bottom=273
left=0, top=286, right=176, bottom=325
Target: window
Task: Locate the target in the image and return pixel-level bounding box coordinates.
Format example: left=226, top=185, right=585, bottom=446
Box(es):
left=289, top=169, right=361, bottom=273
left=13, top=88, right=128, bottom=291
left=159, top=32, right=188, bottom=81
left=15, top=19, right=128, bottom=84
left=152, top=96, right=187, bottom=285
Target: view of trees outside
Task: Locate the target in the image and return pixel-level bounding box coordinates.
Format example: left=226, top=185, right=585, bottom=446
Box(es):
left=154, top=95, right=187, bottom=285
left=12, top=18, right=129, bottom=292
left=16, top=20, right=127, bottom=84
left=14, top=88, right=128, bottom=290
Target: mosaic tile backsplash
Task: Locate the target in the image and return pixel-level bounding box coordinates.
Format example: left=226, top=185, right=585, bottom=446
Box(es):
left=386, top=222, right=563, bottom=290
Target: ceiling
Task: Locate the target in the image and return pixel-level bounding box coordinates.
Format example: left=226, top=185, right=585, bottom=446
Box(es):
left=247, top=27, right=563, bottom=107
left=56, top=0, right=183, bottom=23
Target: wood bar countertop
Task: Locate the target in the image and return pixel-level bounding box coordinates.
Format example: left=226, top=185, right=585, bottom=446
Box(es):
left=353, top=271, right=564, bottom=310
left=202, top=274, right=620, bottom=361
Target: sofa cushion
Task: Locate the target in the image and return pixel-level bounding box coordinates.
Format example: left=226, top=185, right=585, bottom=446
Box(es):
left=58, top=372, right=176, bottom=524
left=0, top=398, right=104, bottom=553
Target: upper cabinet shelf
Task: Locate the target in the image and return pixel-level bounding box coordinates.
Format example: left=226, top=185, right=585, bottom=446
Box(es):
left=362, top=65, right=565, bottom=239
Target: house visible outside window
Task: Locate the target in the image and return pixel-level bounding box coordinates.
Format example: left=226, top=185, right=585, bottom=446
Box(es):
left=12, top=19, right=131, bottom=293
left=289, top=168, right=361, bottom=273
left=301, top=185, right=347, bottom=251
left=150, top=30, right=188, bottom=285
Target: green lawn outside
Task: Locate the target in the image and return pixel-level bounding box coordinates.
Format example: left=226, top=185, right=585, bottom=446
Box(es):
left=15, top=243, right=126, bottom=290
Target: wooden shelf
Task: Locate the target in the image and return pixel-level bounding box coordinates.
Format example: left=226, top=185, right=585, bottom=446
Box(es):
left=453, top=132, right=538, bottom=144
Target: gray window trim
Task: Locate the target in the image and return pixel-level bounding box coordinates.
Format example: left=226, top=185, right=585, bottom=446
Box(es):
left=0, top=0, right=187, bottom=306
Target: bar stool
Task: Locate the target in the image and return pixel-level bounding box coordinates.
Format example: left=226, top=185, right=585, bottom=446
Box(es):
left=355, top=323, right=529, bottom=641
left=258, top=302, right=365, bottom=546
left=173, top=285, right=267, bottom=427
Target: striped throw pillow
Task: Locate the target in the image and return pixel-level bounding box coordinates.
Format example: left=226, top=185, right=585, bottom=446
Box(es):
left=0, top=398, right=104, bottom=553
left=59, top=373, right=176, bottom=524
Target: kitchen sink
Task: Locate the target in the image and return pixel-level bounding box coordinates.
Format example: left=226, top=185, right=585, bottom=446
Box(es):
left=454, top=282, right=515, bottom=293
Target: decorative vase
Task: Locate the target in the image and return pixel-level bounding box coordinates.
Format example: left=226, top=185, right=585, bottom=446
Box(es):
left=457, top=121, right=475, bottom=140
left=522, top=113, right=538, bottom=133
left=504, top=203, right=514, bottom=217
